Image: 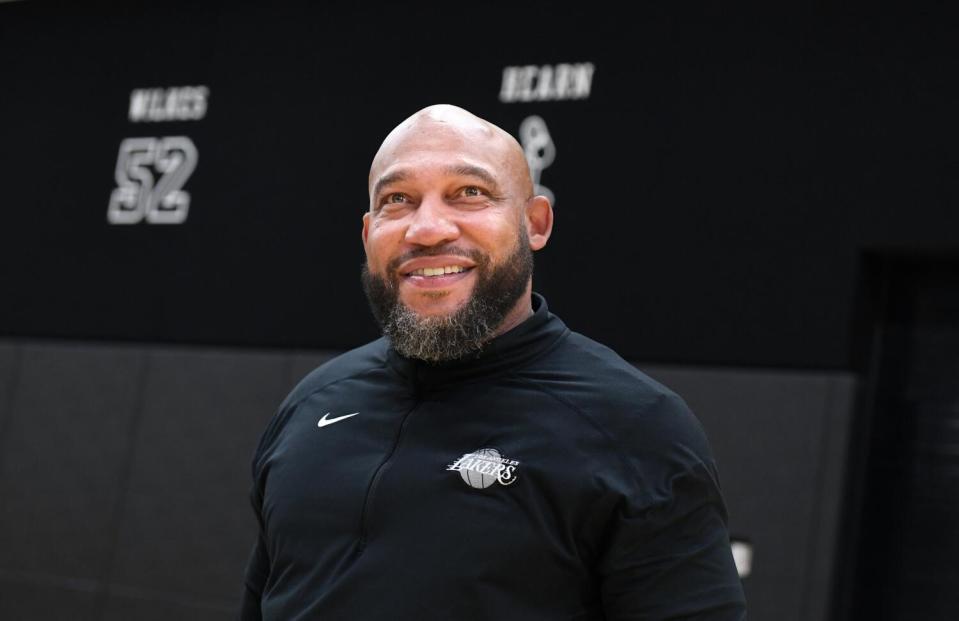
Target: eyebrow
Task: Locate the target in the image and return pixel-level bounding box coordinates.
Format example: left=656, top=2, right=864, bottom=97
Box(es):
left=370, top=164, right=501, bottom=201
left=446, top=164, right=499, bottom=190
left=370, top=171, right=409, bottom=201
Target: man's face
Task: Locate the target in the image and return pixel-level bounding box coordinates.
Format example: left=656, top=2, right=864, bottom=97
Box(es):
left=364, top=126, right=528, bottom=315
left=362, top=115, right=540, bottom=361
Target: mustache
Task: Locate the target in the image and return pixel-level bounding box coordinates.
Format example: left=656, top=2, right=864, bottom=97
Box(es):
left=386, top=245, right=487, bottom=273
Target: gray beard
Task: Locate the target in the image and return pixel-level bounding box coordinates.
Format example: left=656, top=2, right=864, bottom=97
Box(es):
left=377, top=294, right=505, bottom=362
left=361, top=232, right=533, bottom=363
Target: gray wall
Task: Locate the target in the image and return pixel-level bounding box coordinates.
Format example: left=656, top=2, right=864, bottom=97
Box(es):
left=643, top=365, right=856, bottom=621
left=0, top=341, right=334, bottom=620
left=0, top=340, right=856, bottom=620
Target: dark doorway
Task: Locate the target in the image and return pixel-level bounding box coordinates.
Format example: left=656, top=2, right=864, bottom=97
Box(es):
left=841, top=253, right=959, bottom=620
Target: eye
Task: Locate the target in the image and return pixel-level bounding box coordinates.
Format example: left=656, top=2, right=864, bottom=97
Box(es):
left=375, top=192, right=412, bottom=215
left=462, top=186, right=483, bottom=197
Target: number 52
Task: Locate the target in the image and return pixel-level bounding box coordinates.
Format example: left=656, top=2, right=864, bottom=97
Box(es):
left=107, top=136, right=197, bottom=225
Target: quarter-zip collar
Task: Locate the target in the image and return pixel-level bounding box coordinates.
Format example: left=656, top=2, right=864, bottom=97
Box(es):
left=385, top=292, right=569, bottom=389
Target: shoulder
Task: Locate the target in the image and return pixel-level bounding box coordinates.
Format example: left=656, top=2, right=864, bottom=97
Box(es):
left=572, top=330, right=709, bottom=450
left=281, top=337, right=390, bottom=411
left=564, top=331, right=680, bottom=403
left=250, top=338, right=389, bottom=471
left=531, top=329, right=694, bottom=425
left=526, top=330, right=716, bottom=488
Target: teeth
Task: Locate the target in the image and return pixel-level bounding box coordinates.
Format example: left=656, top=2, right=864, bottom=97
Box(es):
left=410, top=265, right=467, bottom=276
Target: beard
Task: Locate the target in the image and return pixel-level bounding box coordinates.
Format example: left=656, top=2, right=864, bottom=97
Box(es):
left=361, top=230, right=533, bottom=363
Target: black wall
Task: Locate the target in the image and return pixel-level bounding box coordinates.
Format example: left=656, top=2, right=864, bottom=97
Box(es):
left=844, top=257, right=959, bottom=620
left=2, top=3, right=956, bottom=619
left=2, top=3, right=957, bottom=369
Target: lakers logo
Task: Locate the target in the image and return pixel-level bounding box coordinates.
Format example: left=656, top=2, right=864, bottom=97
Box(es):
left=447, top=448, right=519, bottom=489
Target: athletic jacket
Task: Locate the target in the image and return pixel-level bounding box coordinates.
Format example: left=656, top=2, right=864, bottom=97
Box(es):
left=241, top=294, right=747, bottom=620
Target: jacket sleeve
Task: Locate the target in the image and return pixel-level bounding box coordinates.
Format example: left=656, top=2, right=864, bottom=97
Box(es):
left=240, top=402, right=289, bottom=621
left=240, top=532, right=269, bottom=619
left=239, top=486, right=270, bottom=620
left=598, top=395, right=747, bottom=620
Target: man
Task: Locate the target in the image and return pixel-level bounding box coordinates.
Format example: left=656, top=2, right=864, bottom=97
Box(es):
left=241, top=104, right=746, bottom=620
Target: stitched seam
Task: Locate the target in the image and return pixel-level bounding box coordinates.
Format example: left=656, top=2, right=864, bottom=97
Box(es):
left=285, top=363, right=389, bottom=412
left=512, top=374, right=646, bottom=493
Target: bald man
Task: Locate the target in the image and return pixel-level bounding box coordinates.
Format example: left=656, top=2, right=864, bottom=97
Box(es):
left=241, top=105, right=746, bottom=620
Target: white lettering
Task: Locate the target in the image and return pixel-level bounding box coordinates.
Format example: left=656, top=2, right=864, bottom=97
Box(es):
left=499, top=67, right=520, bottom=103
left=499, top=63, right=594, bottom=103
left=518, top=65, right=537, bottom=102
left=569, top=64, right=594, bottom=99
left=535, top=65, right=553, bottom=100
left=448, top=450, right=521, bottom=487
left=497, top=465, right=517, bottom=485
left=129, top=86, right=210, bottom=123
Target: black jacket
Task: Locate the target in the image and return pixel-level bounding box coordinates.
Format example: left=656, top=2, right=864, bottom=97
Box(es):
left=242, top=294, right=746, bottom=620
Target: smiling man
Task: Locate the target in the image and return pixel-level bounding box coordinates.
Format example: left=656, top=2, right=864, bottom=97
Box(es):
left=360, top=104, right=550, bottom=363
left=241, top=105, right=746, bottom=620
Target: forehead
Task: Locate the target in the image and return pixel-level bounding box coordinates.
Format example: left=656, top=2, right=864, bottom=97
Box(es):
left=369, top=122, right=511, bottom=193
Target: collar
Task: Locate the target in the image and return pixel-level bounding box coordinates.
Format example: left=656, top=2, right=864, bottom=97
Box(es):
left=385, top=292, right=569, bottom=389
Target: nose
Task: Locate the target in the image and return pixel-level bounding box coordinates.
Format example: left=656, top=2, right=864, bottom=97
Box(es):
left=404, top=193, right=460, bottom=247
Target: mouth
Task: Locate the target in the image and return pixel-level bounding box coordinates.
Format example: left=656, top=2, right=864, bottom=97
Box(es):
left=402, top=264, right=476, bottom=289
left=405, top=265, right=472, bottom=277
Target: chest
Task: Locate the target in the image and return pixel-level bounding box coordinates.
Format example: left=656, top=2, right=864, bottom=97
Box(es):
left=259, top=380, right=613, bottom=578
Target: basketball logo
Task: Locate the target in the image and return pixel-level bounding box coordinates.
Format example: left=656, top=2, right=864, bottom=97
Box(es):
left=446, top=448, right=520, bottom=490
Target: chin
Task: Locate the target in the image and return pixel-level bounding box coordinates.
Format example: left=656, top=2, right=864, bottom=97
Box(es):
left=403, top=291, right=470, bottom=317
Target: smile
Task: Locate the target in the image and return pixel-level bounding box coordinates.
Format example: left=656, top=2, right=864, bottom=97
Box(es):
left=402, top=266, right=475, bottom=290
left=406, top=265, right=470, bottom=277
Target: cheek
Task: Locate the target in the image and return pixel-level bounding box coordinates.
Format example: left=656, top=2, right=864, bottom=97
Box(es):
left=364, top=224, right=399, bottom=268
left=465, top=210, right=518, bottom=242
left=483, top=223, right=525, bottom=262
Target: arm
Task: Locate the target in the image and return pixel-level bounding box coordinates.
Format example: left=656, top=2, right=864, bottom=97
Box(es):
left=240, top=532, right=269, bottom=620
left=240, top=399, right=296, bottom=620
left=599, top=463, right=746, bottom=619
left=239, top=488, right=270, bottom=621
left=599, top=396, right=746, bottom=619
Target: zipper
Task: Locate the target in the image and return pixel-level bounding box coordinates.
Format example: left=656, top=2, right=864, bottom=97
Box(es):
left=357, top=404, right=418, bottom=552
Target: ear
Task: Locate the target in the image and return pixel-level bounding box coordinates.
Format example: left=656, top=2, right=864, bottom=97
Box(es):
left=361, top=211, right=371, bottom=252
left=525, top=195, right=553, bottom=251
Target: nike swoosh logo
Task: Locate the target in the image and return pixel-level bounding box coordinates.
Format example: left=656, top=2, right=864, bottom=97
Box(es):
left=317, top=412, right=359, bottom=428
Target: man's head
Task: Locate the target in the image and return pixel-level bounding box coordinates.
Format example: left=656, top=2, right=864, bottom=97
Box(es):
left=362, top=104, right=553, bottom=362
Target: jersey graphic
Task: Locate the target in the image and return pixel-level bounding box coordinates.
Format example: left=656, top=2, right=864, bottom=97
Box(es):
left=317, top=412, right=360, bottom=428
left=447, top=448, right=519, bottom=489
